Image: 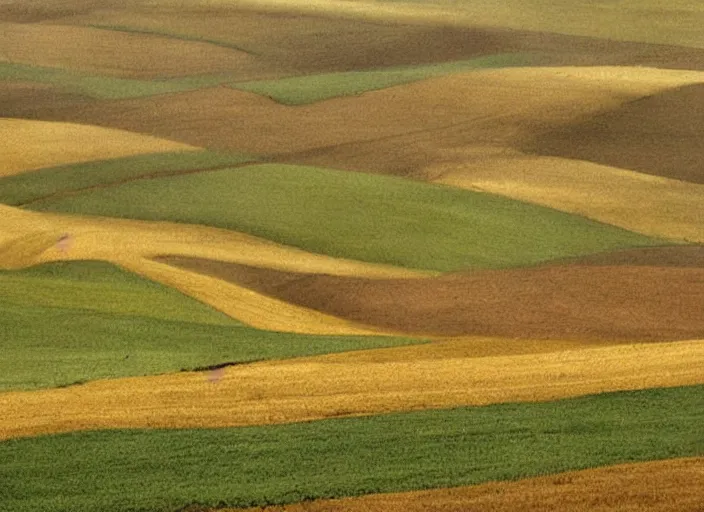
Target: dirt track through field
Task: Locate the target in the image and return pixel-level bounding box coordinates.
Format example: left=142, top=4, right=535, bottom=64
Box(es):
left=228, top=458, right=704, bottom=512
left=1, top=338, right=702, bottom=440
left=157, top=256, right=704, bottom=340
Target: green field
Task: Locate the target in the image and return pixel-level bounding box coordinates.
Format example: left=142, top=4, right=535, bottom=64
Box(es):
left=0, top=261, right=419, bottom=390
left=0, top=62, right=235, bottom=100
left=1, top=385, right=701, bottom=512
left=230, top=54, right=535, bottom=104
left=30, top=164, right=665, bottom=271
left=0, top=151, right=256, bottom=206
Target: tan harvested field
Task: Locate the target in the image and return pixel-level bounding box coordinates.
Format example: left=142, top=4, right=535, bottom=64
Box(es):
left=528, top=83, right=704, bottom=184
left=428, top=149, right=704, bottom=242
left=28, top=67, right=704, bottom=172
left=0, top=204, right=425, bottom=333
left=0, top=21, right=266, bottom=79
left=284, top=67, right=704, bottom=176
left=121, top=258, right=391, bottom=335
left=230, top=457, right=704, bottom=512
left=2, top=2, right=704, bottom=510
left=1, top=338, right=702, bottom=440
left=157, top=256, right=704, bottom=340
left=0, top=118, right=197, bottom=177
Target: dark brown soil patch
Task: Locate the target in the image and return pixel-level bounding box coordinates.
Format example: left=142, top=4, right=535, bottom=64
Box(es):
left=0, top=82, right=91, bottom=117
left=155, top=256, right=704, bottom=341
left=526, top=83, right=704, bottom=184
left=558, top=245, right=704, bottom=267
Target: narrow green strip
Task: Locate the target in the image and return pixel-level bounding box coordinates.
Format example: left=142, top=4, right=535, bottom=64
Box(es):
left=231, top=53, right=539, bottom=104
left=0, top=62, right=237, bottom=99
left=1, top=386, right=702, bottom=511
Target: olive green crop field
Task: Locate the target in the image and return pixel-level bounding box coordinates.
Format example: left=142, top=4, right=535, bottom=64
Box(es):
left=1, top=0, right=703, bottom=511
left=0, top=151, right=256, bottom=206
left=1, top=386, right=702, bottom=512
left=29, top=163, right=663, bottom=271
left=0, top=261, right=418, bottom=390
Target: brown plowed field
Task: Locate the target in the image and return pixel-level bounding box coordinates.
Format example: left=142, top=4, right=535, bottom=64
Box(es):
left=0, top=82, right=90, bottom=118
left=157, top=256, right=704, bottom=340
left=2, top=339, right=702, bottom=440
left=27, top=67, right=704, bottom=172
left=61, top=10, right=520, bottom=73
left=57, top=6, right=704, bottom=74
left=528, top=83, right=704, bottom=184
left=560, top=245, right=704, bottom=267
left=0, top=0, right=126, bottom=23
left=0, top=21, right=267, bottom=79
left=230, top=457, right=704, bottom=512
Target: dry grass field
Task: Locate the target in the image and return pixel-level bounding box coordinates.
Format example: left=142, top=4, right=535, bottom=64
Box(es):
left=0, top=118, right=197, bottom=176
left=2, top=338, right=702, bottom=440
left=1, top=0, right=703, bottom=510
left=0, top=21, right=260, bottom=78
left=428, top=148, right=704, bottom=243
left=0, top=203, right=425, bottom=332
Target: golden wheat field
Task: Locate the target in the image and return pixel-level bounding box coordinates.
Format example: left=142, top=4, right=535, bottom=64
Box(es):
left=1, top=0, right=703, bottom=511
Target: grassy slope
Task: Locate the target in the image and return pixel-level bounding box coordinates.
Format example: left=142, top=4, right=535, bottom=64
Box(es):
left=0, top=151, right=256, bottom=205
left=230, top=54, right=535, bottom=104
left=1, top=385, right=702, bottom=512
left=0, top=261, right=238, bottom=326
left=0, top=261, right=417, bottom=390
left=31, top=164, right=663, bottom=272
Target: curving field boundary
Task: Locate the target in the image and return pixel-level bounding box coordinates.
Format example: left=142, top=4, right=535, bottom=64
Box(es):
left=230, top=457, right=704, bottom=512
